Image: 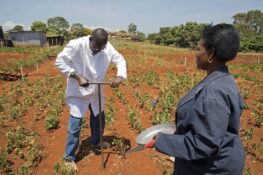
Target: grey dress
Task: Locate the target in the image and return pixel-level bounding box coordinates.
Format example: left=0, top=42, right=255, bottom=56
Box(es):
left=155, top=66, right=245, bottom=175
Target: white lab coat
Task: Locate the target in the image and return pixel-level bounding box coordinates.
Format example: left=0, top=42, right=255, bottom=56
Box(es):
left=55, top=36, right=127, bottom=117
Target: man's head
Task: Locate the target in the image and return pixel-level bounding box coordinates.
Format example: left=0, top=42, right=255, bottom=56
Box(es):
left=89, top=28, right=108, bottom=55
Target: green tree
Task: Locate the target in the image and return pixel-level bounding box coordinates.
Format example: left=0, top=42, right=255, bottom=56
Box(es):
left=147, top=33, right=159, bottom=43
left=83, top=28, right=92, bottom=36
left=246, top=10, right=263, bottom=33
left=233, top=13, right=247, bottom=25
left=159, top=27, right=174, bottom=45
left=153, top=22, right=207, bottom=48
left=128, top=23, right=137, bottom=34
left=47, top=16, right=70, bottom=37
left=136, top=31, right=146, bottom=41
left=70, top=23, right=85, bottom=39
left=11, top=25, right=24, bottom=32
left=233, top=10, right=263, bottom=33
left=31, top=21, right=47, bottom=32
left=233, top=10, right=263, bottom=52
left=154, top=35, right=162, bottom=45
left=173, top=22, right=207, bottom=48
left=235, top=23, right=254, bottom=38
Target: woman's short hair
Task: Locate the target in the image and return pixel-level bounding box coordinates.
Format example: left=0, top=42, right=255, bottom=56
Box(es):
left=202, top=23, right=240, bottom=62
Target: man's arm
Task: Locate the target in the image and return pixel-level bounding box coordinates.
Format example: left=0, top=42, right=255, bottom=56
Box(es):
left=55, top=40, right=89, bottom=87
left=108, top=43, right=127, bottom=88
left=55, top=40, right=76, bottom=77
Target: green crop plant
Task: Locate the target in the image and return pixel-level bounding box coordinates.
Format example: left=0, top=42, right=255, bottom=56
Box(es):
left=0, top=74, right=65, bottom=131
left=129, top=71, right=160, bottom=88
left=105, top=97, right=116, bottom=124
left=243, top=166, right=254, bottom=175
left=0, top=47, right=62, bottom=73
left=234, top=73, right=262, bottom=85
left=247, top=137, right=263, bottom=162
left=240, top=87, right=251, bottom=99
left=45, top=112, right=59, bottom=130
left=258, top=137, right=263, bottom=161
left=251, top=112, right=263, bottom=128
left=0, top=150, right=13, bottom=174
left=0, top=47, right=45, bottom=54
left=54, top=159, right=76, bottom=175
left=229, top=63, right=263, bottom=72
left=18, top=163, right=31, bottom=175
left=158, top=91, right=176, bottom=113
left=112, top=88, right=127, bottom=105
left=243, top=102, right=249, bottom=109
left=112, top=135, right=130, bottom=156
left=152, top=111, right=170, bottom=125
left=250, top=97, right=263, bottom=128
left=128, top=110, right=142, bottom=132
left=4, top=125, right=42, bottom=174
left=0, top=75, right=64, bottom=127
left=134, top=92, right=149, bottom=110
left=241, top=128, right=254, bottom=142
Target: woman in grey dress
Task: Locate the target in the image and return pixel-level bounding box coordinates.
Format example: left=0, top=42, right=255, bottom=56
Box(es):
left=148, top=24, right=245, bottom=175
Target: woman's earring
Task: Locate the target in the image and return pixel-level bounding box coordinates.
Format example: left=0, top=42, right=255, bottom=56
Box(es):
left=208, top=56, right=213, bottom=64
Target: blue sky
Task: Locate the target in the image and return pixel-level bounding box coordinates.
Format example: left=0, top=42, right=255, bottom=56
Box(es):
left=1, top=0, right=262, bottom=34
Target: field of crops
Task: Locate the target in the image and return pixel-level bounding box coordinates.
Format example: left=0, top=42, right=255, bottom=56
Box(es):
left=0, top=41, right=262, bottom=175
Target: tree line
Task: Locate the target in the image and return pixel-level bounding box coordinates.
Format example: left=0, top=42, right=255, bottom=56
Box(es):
left=7, top=17, right=92, bottom=40
left=147, top=10, right=263, bottom=52
left=7, top=18, right=146, bottom=42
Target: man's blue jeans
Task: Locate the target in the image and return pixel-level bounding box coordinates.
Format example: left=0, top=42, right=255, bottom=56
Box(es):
left=64, top=111, right=105, bottom=161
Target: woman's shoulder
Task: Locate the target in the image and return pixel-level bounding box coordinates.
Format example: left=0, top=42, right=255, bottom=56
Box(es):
left=204, top=74, right=239, bottom=97
left=212, top=74, right=237, bottom=88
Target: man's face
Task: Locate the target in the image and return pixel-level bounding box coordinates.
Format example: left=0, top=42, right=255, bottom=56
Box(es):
left=90, top=38, right=106, bottom=55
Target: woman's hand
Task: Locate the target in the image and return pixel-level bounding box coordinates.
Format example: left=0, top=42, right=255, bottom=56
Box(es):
left=145, top=135, right=157, bottom=148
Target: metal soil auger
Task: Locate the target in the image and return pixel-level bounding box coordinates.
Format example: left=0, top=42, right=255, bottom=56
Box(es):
left=88, top=82, right=110, bottom=169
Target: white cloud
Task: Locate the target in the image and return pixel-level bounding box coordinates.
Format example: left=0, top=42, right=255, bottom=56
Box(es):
left=2, top=21, right=26, bottom=31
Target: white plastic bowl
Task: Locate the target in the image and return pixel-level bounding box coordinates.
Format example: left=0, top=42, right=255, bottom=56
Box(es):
left=136, top=123, right=176, bottom=145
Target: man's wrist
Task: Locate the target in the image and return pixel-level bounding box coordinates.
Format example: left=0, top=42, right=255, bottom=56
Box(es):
left=69, top=71, right=76, bottom=78
left=70, top=72, right=80, bottom=81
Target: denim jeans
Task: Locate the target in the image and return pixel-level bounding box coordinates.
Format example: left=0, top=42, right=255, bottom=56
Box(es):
left=64, top=111, right=105, bottom=161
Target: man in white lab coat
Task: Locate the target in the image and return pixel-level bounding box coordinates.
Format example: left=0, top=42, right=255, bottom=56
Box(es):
left=55, top=28, right=127, bottom=169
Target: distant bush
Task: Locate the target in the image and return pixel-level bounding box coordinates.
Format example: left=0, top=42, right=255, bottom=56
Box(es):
left=147, top=22, right=207, bottom=49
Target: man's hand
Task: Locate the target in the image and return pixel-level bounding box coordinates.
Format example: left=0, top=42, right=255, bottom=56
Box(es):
left=110, top=76, right=124, bottom=88
left=71, top=72, right=89, bottom=87
left=144, top=135, right=157, bottom=148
